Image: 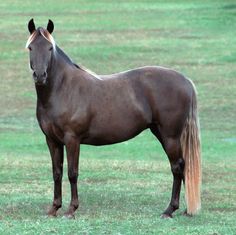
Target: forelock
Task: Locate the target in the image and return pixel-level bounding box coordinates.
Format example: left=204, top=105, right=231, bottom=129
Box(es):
left=25, top=28, right=56, bottom=49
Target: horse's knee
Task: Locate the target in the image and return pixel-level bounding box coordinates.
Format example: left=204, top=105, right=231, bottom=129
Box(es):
left=68, top=169, right=78, bottom=184
left=53, top=170, right=62, bottom=182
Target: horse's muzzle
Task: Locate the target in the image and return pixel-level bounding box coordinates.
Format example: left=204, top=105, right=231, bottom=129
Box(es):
left=33, top=71, right=47, bottom=85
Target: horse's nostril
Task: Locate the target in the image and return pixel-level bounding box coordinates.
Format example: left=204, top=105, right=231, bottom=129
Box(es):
left=32, top=71, right=47, bottom=78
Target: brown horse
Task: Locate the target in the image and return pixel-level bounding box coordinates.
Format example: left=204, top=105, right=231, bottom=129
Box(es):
left=26, top=19, right=201, bottom=219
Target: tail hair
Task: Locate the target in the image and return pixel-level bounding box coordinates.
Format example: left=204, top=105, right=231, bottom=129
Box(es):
left=180, top=81, right=201, bottom=215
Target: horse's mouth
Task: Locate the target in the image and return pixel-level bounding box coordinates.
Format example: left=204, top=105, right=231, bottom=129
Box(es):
left=32, top=71, right=47, bottom=86
left=33, top=77, right=47, bottom=86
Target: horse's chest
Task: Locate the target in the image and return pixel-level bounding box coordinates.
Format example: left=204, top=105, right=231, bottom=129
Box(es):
left=37, top=105, right=90, bottom=143
left=38, top=115, right=65, bottom=142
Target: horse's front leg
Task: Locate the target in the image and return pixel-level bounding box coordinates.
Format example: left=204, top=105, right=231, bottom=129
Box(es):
left=46, top=137, right=64, bottom=217
left=64, top=135, right=80, bottom=218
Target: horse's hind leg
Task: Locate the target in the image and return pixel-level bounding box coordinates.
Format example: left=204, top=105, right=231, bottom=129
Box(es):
left=151, top=126, right=184, bottom=218
left=161, top=137, right=184, bottom=218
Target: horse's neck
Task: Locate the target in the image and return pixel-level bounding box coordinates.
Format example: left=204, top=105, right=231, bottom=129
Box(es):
left=35, top=50, right=66, bottom=107
left=35, top=85, right=51, bottom=107
left=35, top=47, right=96, bottom=107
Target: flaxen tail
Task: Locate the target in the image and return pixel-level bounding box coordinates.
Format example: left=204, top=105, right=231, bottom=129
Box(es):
left=180, top=81, right=201, bottom=215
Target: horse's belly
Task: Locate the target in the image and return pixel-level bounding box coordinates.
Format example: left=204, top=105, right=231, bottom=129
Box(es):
left=81, top=113, right=149, bottom=145
left=81, top=80, right=152, bottom=145
left=81, top=127, right=145, bottom=145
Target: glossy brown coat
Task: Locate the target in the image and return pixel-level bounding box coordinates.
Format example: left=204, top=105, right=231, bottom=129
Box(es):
left=26, top=19, right=201, bottom=218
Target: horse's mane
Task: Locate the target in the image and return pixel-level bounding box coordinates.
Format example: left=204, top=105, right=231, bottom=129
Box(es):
left=75, top=64, right=102, bottom=80
left=56, top=46, right=101, bottom=80
left=26, top=28, right=101, bottom=80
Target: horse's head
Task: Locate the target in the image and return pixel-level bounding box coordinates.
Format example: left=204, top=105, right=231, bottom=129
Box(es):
left=26, top=19, right=55, bottom=85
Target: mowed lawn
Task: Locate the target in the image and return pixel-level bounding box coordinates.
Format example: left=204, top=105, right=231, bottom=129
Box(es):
left=0, top=0, right=236, bottom=234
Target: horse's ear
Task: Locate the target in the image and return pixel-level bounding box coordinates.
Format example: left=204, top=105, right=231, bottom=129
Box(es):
left=28, top=18, right=36, bottom=34
left=47, top=19, right=54, bottom=34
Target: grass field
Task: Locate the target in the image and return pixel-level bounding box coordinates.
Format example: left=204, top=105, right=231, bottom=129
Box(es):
left=0, top=0, right=236, bottom=234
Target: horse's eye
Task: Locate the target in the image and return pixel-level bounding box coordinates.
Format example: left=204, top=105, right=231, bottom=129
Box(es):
left=49, top=47, right=53, bottom=51
left=28, top=46, right=32, bottom=51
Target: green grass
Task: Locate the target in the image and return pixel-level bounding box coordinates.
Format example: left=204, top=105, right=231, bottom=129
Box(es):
left=0, top=0, right=236, bottom=234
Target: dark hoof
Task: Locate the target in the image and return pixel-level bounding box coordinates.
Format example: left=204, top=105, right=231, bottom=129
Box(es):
left=160, top=213, right=173, bottom=219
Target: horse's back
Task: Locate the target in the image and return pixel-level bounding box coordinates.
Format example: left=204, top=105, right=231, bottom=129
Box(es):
left=100, top=66, right=193, bottom=110
left=100, top=66, right=193, bottom=95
